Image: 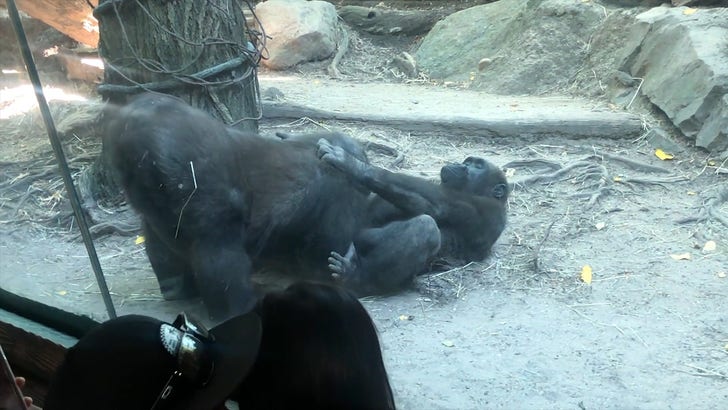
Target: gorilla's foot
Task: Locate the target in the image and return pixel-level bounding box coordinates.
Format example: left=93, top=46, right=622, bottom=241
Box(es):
left=158, top=276, right=199, bottom=301
left=328, top=243, right=359, bottom=283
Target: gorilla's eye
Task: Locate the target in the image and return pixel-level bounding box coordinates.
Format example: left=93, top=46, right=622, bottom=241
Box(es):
left=468, top=158, right=485, bottom=169
left=492, top=183, right=507, bottom=199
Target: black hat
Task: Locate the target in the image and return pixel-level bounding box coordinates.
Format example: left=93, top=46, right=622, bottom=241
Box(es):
left=44, top=312, right=261, bottom=410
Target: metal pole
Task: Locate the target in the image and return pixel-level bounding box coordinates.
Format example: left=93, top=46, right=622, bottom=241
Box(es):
left=6, top=0, right=117, bottom=319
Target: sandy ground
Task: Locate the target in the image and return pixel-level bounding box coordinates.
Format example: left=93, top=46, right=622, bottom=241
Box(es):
left=1, top=23, right=728, bottom=410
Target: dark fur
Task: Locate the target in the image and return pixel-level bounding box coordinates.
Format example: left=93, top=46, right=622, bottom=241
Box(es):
left=104, top=93, right=369, bottom=319
left=317, top=139, right=509, bottom=293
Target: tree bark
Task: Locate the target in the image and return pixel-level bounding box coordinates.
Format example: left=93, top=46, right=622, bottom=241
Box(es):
left=80, top=0, right=260, bottom=229
left=93, top=0, right=260, bottom=131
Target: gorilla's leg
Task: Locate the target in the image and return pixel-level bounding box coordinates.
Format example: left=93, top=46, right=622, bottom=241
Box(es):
left=190, top=232, right=256, bottom=321
left=142, top=220, right=199, bottom=301
left=329, top=214, right=441, bottom=293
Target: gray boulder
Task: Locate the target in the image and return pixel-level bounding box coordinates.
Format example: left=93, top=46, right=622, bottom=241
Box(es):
left=255, top=0, right=339, bottom=70
left=624, top=7, right=728, bottom=150
left=672, top=0, right=728, bottom=6
left=414, top=0, right=606, bottom=95
left=597, top=0, right=666, bottom=6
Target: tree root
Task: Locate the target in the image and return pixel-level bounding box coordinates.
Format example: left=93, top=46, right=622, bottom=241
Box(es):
left=505, top=151, right=687, bottom=208
left=365, top=141, right=404, bottom=168
left=677, top=186, right=728, bottom=228
left=327, top=24, right=350, bottom=79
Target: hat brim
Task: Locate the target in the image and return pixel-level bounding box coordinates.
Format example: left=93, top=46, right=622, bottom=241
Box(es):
left=184, top=312, right=262, bottom=409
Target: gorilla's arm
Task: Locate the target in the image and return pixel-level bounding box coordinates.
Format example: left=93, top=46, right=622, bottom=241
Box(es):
left=317, top=139, right=461, bottom=220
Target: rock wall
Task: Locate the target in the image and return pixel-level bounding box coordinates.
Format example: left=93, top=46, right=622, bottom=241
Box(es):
left=624, top=7, right=728, bottom=150
left=413, top=0, right=728, bottom=151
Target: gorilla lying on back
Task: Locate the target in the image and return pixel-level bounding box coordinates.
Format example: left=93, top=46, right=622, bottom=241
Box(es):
left=316, top=139, right=509, bottom=294
left=104, top=93, right=370, bottom=319
left=105, top=93, right=508, bottom=319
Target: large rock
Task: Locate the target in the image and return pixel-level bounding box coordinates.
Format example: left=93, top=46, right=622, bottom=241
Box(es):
left=671, top=0, right=728, bottom=6
left=338, top=5, right=443, bottom=36
left=623, top=7, right=728, bottom=150
left=414, top=0, right=605, bottom=94
left=255, top=0, right=339, bottom=70
left=597, top=0, right=666, bottom=6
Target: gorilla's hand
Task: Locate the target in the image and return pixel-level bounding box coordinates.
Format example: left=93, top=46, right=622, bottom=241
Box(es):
left=317, top=138, right=369, bottom=178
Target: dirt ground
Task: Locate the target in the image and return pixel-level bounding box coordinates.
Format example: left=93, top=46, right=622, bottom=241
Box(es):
left=1, top=15, right=728, bottom=410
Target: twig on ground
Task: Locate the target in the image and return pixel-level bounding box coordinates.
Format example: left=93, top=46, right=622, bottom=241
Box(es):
left=626, top=77, right=644, bottom=110
left=567, top=306, right=626, bottom=336
left=88, top=221, right=141, bottom=237
left=533, top=219, right=558, bottom=273
left=430, top=261, right=476, bottom=279
left=677, top=364, right=728, bottom=381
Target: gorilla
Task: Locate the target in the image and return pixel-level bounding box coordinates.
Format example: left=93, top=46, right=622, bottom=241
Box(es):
left=316, top=138, right=509, bottom=294
left=104, top=93, right=369, bottom=319
left=105, top=93, right=509, bottom=319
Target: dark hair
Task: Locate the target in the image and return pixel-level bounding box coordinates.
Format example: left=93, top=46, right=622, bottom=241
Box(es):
left=233, top=281, right=396, bottom=410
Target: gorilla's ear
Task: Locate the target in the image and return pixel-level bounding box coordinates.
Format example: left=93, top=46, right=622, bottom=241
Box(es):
left=492, top=183, right=508, bottom=199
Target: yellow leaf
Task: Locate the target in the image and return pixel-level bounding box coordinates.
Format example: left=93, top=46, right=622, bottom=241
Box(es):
left=687, top=191, right=697, bottom=196
left=718, top=272, right=726, bottom=279
left=703, top=240, right=716, bottom=252
left=398, top=315, right=414, bottom=321
left=595, top=222, right=606, bottom=231
left=670, top=253, right=691, bottom=261
left=724, top=343, right=728, bottom=351
left=580, top=265, right=593, bottom=285
left=56, top=290, right=67, bottom=296
left=655, top=149, right=675, bottom=161
left=613, top=176, right=623, bottom=182
left=708, top=160, right=716, bottom=166
left=442, top=340, right=455, bottom=347
left=135, top=235, right=145, bottom=245
left=683, top=7, right=697, bottom=15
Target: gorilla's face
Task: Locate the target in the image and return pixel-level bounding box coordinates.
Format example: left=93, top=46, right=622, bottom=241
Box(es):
left=440, top=156, right=509, bottom=200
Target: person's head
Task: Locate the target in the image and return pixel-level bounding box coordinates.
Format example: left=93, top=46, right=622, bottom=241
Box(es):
left=233, top=281, right=396, bottom=410
left=44, top=312, right=261, bottom=410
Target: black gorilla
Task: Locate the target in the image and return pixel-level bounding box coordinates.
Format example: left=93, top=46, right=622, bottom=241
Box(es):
left=316, top=138, right=509, bottom=294
left=104, top=93, right=369, bottom=319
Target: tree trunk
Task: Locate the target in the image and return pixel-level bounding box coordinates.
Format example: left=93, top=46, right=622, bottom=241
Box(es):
left=80, top=0, right=261, bottom=232
left=93, top=0, right=260, bottom=131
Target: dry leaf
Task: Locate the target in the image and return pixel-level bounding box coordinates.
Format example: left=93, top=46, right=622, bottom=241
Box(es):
left=580, top=265, right=593, bottom=285
left=708, top=160, right=716, bottom=166
left=398, top=315, right=414, bottom=321
left=135, top=235, right=146, bottom=245
left=56, top=290, right=67, bottom=296
left=702, top=241, right=716, bottom=252
left=595, top=222, right=606, bottom=231
left=613, top=176, right=623, bottom=182
left=655, top=149, right=675, bottom=161
left=718, top=272, right=726, bottom=279
left=687, top=191, right=697, bottom=196
left=505, top=168, right=516, bottom=178
left=683, top=7, right=697, bottom=15
left=670, top=253, right=691, bottom=261
left=442, top=340, right=455, bottom=347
